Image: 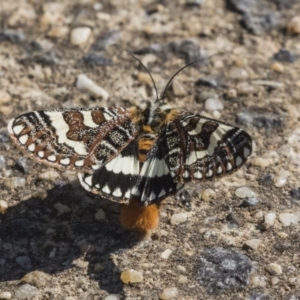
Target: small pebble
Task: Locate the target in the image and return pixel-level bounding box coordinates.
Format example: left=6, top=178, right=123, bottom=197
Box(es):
left=205, top=97, right=223, bottom=111
left=70, top=27, right=92, bottom=46
left=0, top=91, right=11, bottom=105
left=287, top=16, right=300, bottom=35
left=76, top=74, right=109, bottom=100
left=178, top=275, right=188, bottom=283
left=16, top=256, right=32, bottom=269
left=177, top=265, right=186, bottom=272
left=21, top=270, right=50, bottom=287
left=53, top=203, right=71, bottom=215
left=159, top=287, right=178, bottom=300
left=201, top=188, right=216, bottom=201
left=104, top=295, right=123, bottom=300
left=235, top=187, right=256, bottom=199
left=228, top=67, right=249, bottom=79
left=5, top=177, right=26, bottom=189
left=17, top=157, right=29, bottom=173
left=0, top=200, right=8, bottom=214
left=236, top=82, right=255, bottom=95
left=120, top=269, right=143, bottom=284
left=0, top=292, right=11, bottom=299
left=161, top=249, right=172, bottom=260
left=47, top=26, right=69, bottom=38
left=271, top=62, right=284, bottom=73
left=278, top=213, right=298, bottom=226
left=15, top=284, right=38, bottom=299
left=251, top=276, right=266, bottom=287
left=271, top=276, right=279, bottom=285
left=264, top=212, right=276, bottom=229
left=170, top=212, right=188, bottom=225
left=39, top=170, right=60, bottom=181
left=274, top=170, right=290, bottom=187
left=0, top=155, right=6, bottom=168
left=266, top=263, right=282, bottom=276
left=244, top=239, right=262, bottom=250
left=95, top=208, right=106, bottom=220
left=241, top=197, right=259, bottom=207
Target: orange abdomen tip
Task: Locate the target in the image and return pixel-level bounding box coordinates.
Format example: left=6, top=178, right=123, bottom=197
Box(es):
left=120, top=202, right=159, bottom=233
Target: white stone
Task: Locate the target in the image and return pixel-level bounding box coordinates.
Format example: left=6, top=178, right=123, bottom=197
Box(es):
left=0, top=292, right=12, bottom=299
left=274, top=170, right=290, bottom=187
left=0, top=200, right=8, bottom=214
left=70, top=27, right=91, bottom=46
left=178, top=275, right=188, bottom=283
left=244, top=239, right=262, bottom=250
left=235, top=187, right=256, bottom=198
left=266, top=263, right=282, bottom=276
left=15, top=284, right=38, bottom=299
left=5, top=177, right=26, bottom=189
left=170, top=212, right=188, bottom=225
left=76, top=74, right=109, bottom=100
left=159, top=287, right=178, bottom=300
left=104, top=295, right=123, bottom=300
left=39, top=170, right=60, bottom=181
left=120, top=269, right=143, bottom=283
left=160, top=249, right=172, bottom=259
left=264, top=212, right=276, bottom=228
left=205, top=97, right=224, bottom=111
left=201, top=188, right=216, bottom=201
left=279, top=213, right=298, bottom=226
left=251, top=276, right=266, bottom=287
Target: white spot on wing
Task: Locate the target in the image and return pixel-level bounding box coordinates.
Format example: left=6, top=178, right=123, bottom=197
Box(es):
left=84, top=175, right=92, bottom=186
left=194, top=171, right=202, bottom=179
left=125, top=189, right=131, bottom=199
left=78, top=173, right=91, bottom=191
left=105, top=153, right=139, bottom=175
left=75, top=159, right=84, bottom=167
left=140, top=158, right=169, bottom=178
left=19, top=135, right=28, bottom=145
left=206, top=169, right=214, bottom=177
left=103, top=112, right=113, bottom=121
left=236, top=156, right=243, bottom=166
left=60, top=158, right=70, bottom=165
left=186, top=151, right=206, bottom=166
left=81, top=111, right=99, bottom=128
left=113, top=188, right=122, bottom=197
left=226, top=162, right=233, bottom=171
left=102, top=185, right=111, bottom=194
left=28, top=144, right=35, bottom=152
left=217, top=166, right=223, bottom=174
left=48, top=154, right=56, bottom=162
left=244, top=147, right=251, bottom=158
left=44, top=111, right=88, bottom=155
left=12, top=124, right=24, bottom=135
left=158, top=189, right=166, bottom=197
left=38, top=151, right=44, bottom=158
left=183, top=170, right=189, bottom=178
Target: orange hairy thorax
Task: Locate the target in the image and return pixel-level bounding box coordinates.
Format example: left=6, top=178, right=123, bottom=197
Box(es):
left=120, top=202, right=159, bottom=233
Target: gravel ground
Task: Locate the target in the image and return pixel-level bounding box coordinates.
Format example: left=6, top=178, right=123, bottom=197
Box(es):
left=1, top=0, right=300, bottom=299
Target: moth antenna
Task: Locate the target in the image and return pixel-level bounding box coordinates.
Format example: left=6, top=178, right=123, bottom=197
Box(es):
left=113, top=44, right=159, bottom=102
left=160, top=52, right=226, bottom=102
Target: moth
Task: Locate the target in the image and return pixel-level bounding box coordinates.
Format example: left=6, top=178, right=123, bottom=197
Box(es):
left=7, top=55, right=252, bottom=233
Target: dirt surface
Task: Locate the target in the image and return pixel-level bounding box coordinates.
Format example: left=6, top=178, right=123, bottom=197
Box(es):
left=1, top=0, right=300, bottom=299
